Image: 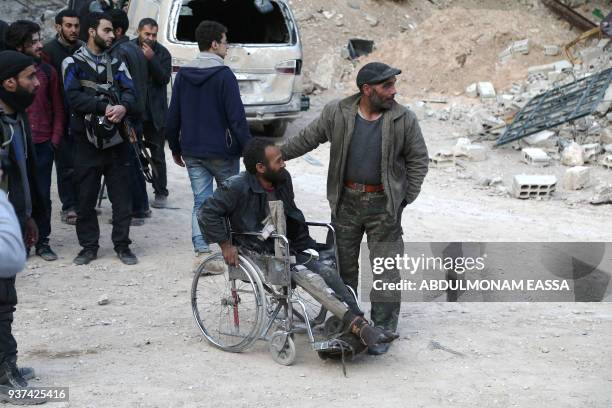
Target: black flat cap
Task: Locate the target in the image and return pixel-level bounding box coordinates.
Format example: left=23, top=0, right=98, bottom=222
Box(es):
left=0, top=51, right=34, bottom=82
left=356, top=62, right=401, bottom=88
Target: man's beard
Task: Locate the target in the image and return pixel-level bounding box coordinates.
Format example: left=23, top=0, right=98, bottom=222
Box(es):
left=0, top=84, right=37, bottom=112
left=262, top=167, right=287, bottom=185
left=94, top=33, right=109, bottom=50
left=370, top=91, right=393, bottom=111
left=60, top=29, right=78, bottom=45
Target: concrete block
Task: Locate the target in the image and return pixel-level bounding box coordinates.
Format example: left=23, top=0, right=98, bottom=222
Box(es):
left=453, top=138, right=472, bottom=157
left=524, top=130, right=556, bottom=148
left=464, top=144, right=487, bottom=161
left=512, top=39, right=530, bottom=55
left=430, top=150, right=455, bottom=168
left=561, top=142, right=584, bottom=166
left=528, top=63, right=555, bottom=75
left=465, top=83, right=478, bottom=98
left=544, top=45, right=560, bottom=56
left=602, top=155, right=612, bottom=170
left=522, top=148, right=551, bottom=166
left=498, top=45, right=513, bottom=61
left=512, top=175, right=557, bottom=199
left=563, top=166, right=590, bottom=190
left=604, top=144, right=612, bottom=153
left=582, top=143, right=602, bottom=163
left=477, top=82, right=496, bottom=99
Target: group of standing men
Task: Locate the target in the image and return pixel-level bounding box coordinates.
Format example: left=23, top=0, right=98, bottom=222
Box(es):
left=1, top=8, right=172, bottom=267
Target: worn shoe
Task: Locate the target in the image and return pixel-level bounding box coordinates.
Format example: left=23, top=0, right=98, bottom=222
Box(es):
left=151, top=195, right=167, bottom=209
left=348, top=316, right=399, bottom=347
left=117, top=249, right=138, bottom=265
left=35, top=245, right=58, bottom=262
left=73, top=249, right=97, bottom=265
left=367, top=343, right=391, bottom=355
left=0, top=366, right=34, bottom=385
left=0, top=361, right=27, bottom=388
left=60, top=210, right=77, bottom=225
left=131, top=217, right=145, bottom=227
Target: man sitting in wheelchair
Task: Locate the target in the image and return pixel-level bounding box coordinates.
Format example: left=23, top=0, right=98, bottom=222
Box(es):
left=198, top=138, right=398, bottom=355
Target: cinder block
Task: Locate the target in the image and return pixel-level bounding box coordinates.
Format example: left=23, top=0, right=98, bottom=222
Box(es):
left=544, top=45, right=560, bottom=56
left=563, top=166, right=590, bottom=190
left=602, top=155, right=612, bottom=170
left=477, top=82, right=496, bottom=99
left=511, top=39, right=530, bottom=55
left=522, top=148, right=551, bottom=166
left=430, top=150, right=455, bottom=168
left=512, top=175, right=557, bottom=199
left=465, top=83, right=478, bottom=98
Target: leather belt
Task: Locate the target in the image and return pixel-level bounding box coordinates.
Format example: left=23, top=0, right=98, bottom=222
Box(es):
left=344, top=181, right=384, bottom=193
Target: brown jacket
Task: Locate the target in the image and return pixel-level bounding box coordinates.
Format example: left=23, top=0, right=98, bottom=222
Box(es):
left=281, top=93, right=429, bottom=220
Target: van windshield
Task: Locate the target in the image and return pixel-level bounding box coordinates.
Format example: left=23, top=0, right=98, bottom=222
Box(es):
left=175, top=0, right=292, bottom=44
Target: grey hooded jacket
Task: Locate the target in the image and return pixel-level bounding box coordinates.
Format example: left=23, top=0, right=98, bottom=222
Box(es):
left=281, top=93, right=429, bottom=220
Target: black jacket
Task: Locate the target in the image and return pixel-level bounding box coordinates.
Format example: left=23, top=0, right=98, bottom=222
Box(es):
left=111, top=36, right=148, bottom=120
left=62, top=45, right=136, bottom=141
left=42, top=36, right=83, bottom=92
left=131, top=38, right=171, bottom=130
left=0, top=110, right=45, bottom=232
left=198, top=170, right=316, bottom=254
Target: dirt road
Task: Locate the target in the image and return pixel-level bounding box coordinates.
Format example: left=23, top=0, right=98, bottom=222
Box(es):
left=16, top=94, right=612, bottom=408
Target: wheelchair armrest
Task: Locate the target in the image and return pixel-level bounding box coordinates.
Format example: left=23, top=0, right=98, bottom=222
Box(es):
left=230, top=231, right=290, bottom=246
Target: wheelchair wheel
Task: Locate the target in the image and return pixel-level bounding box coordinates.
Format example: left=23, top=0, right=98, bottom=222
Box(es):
left=192, top=253, right=266, bottom=352
left=269, top=331, right=296, bottom=366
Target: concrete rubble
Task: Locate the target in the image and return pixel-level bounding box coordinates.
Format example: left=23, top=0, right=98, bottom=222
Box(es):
left=563, top=166, right=590, bottom=190
left=522, top=148, right=551, bottom=166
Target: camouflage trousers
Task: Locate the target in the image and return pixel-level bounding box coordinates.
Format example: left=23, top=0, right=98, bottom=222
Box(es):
left=334, top=188, right=403, bottom=331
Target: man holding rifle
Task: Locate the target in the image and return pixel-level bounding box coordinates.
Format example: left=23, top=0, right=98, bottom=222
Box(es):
left=62, top=12, right=138, bottom=265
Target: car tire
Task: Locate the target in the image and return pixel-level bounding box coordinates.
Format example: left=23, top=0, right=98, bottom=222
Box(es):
left=263, top=120, right=288, bottom=138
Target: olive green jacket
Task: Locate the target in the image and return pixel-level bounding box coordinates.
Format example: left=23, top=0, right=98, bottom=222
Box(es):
left=281, top=93, right=429, bottom=220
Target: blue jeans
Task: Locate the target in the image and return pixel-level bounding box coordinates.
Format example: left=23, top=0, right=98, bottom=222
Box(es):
left=184, top=156, right=239, bottom=253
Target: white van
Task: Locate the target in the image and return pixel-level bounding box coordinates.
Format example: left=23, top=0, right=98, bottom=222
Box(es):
left=126, top=0, right=309, bottom=137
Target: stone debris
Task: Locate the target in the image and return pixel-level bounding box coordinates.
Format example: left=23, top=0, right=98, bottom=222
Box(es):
left=465, top=83, right=478, bottom=98
left=499, top=39, right=530, bottom=62
left=602, top=155, right=612, bottom=170
left=97, top=295, right=110, bottom=306
left=512, top=175, right=557, bottom=199
left=477, top=82, right=496, bottom=100
left=523, top=130, right=557, bottom=148
left=563, top=166, right=590, bottom=190
left=522, top=148, right=551, bottom=166
left=581, top=143, right=602, bottom=163
left=590, top=185, right=612, bottom=205
left=430, top=150, right=455, bottom=168
left=560, top=142, right=584, bottom=166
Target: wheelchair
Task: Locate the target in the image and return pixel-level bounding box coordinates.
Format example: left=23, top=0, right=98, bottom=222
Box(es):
left=190, top=222, right=358, bottom=366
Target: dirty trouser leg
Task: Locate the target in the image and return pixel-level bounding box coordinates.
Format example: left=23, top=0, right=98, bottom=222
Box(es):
left=292, top=266, right=349, bottom=320
left=333, top=190, right=365, bottom=291
left=295, top=254, right=362, bottom=316
left=364, top=193, right=403, bottom=332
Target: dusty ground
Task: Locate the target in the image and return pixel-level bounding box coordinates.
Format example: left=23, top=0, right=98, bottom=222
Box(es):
left=4, top=0, right=612, bottom=406
left=14, top=91, right=612, bottom=408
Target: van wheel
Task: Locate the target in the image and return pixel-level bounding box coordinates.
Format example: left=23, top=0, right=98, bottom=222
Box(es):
left=263, top=121, right=288, bottom=138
